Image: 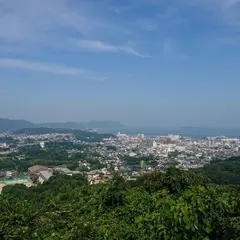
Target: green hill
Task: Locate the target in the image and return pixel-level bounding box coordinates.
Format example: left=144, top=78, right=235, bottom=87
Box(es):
left=193, top=156, right=240, bottom=185
left=0, top=118, right=36, bottom=132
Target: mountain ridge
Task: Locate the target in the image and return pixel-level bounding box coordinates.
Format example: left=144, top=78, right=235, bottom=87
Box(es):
left=0, top=118, right=126, bottom=133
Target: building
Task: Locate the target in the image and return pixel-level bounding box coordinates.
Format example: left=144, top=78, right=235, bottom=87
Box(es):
left=5, top=171, right=13, bottom=178
left=38, top=170, right=53, bottom=184
left=0, top=143, right=7, bottom=148
left=168, top=135, right=180, bottom=141
left=146, top=140, right=157, bottom=148
left=137, top=134, right=145, bottom=139
left=40, top=142, right=45, bottom=149
left=91, top=178, right=109, bottom=185
left=28, top=165, right=54, bottom=175
left=129, top=152, right=137, bottom=157
left=55, top=167, right=73, bottom=176
left=0, top=151, right=10, bottom=156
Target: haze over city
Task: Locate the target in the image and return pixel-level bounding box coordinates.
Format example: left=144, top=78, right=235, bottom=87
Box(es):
left=1, top=2, right=240, bottom=238
left=1, top=0, right=240, bottom=127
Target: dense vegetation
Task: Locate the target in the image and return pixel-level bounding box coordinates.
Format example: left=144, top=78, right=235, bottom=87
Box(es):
left=123, top=156, right=158, bottom=170
left=1, top=168, right=240, bottom=240
left=193, top=157, right=240, bottom=185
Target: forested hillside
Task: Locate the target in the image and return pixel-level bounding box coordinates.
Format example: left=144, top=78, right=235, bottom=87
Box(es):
left=1, top=168, right=240, bottom=240
left=193, top=157, right=240, bottom=185
left=0, top=118, right=35, bottom=132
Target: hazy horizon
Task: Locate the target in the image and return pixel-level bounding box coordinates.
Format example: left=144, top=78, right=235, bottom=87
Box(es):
left=2, top=116, right=240, bottom=130
left=1, top=0, right=240, bottom=128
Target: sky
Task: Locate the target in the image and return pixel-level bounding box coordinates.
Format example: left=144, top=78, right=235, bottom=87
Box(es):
left=0, top=0, right=240, bottom=127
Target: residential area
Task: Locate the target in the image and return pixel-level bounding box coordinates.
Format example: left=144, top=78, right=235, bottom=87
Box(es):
left=1, top=129, right=240, bottom=192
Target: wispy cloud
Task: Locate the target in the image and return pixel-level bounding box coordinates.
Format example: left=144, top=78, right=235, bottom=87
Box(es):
left=181, top=0, right=240, bottom=27
left=0, top=0, right=148, bottom=57
left=74, top=39, right=149, bottom=57
left=142, top=0, right=240, bottom=33
left=0, top=0, right=104, bottom=43
left=0, top=58, right=85, bottom=76
left=133, top=18, right=159, bottom=31
left=75, top=40, right=118, bottom=53
left=1, top=0, right=239, bottom=62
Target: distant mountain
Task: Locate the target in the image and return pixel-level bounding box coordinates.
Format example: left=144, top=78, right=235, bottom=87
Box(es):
left=0, top=118, right=36, bottom=132
left=0, top=118, right=127, bottom=133
left=40, top=122, right=84, bottom=129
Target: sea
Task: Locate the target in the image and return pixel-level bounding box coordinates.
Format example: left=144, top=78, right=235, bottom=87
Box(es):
left=111, top=127, right=240, bottom=139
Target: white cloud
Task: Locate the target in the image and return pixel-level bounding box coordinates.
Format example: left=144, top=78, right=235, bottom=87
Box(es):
left=120, top=46, right=150, bottom=57
left=182, top=0, right=240, bottom=27
left=142, top=0, right=240, bottom=30
left=0, top=58, right=85, bottom=76
left=133, top=18, right=159, bottom=31
left=0, top=0, right=100, bottom=43
left=2, top=0, right=238, bottom=60
left=0, top=0, right=144, bottom=56
left=74, top=39, right=149, bottom=57
left=75, top=40, right=118, bottom=52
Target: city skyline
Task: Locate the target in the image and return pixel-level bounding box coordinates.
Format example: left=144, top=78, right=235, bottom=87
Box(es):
left=1, top=0, right=240, bottom=127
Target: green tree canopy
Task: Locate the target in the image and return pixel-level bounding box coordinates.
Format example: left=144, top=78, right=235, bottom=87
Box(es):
left=0, top=168, right=239, bottom=239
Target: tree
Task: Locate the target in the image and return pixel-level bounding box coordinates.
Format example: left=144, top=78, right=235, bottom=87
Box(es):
left=0, top=168, right=239, bottom=239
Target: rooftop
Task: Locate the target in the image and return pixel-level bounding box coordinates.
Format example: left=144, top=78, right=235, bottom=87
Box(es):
left=39, top=170, right=53, bottom=181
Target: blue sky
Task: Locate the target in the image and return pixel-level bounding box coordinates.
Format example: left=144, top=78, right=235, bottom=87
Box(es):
left=0, top=0, right=240, bottom=127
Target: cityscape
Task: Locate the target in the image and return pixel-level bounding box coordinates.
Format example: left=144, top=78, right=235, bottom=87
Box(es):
left=1, top=128, right=240, bottom=191
left=1, top=0, right=240, bottom=237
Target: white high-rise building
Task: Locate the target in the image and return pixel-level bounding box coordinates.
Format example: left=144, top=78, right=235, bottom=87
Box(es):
left=146, top=140, right=157, bottom=148
left=152, top=141, right=157, bottom=148
left=40, top=142, right=45, bottom=149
